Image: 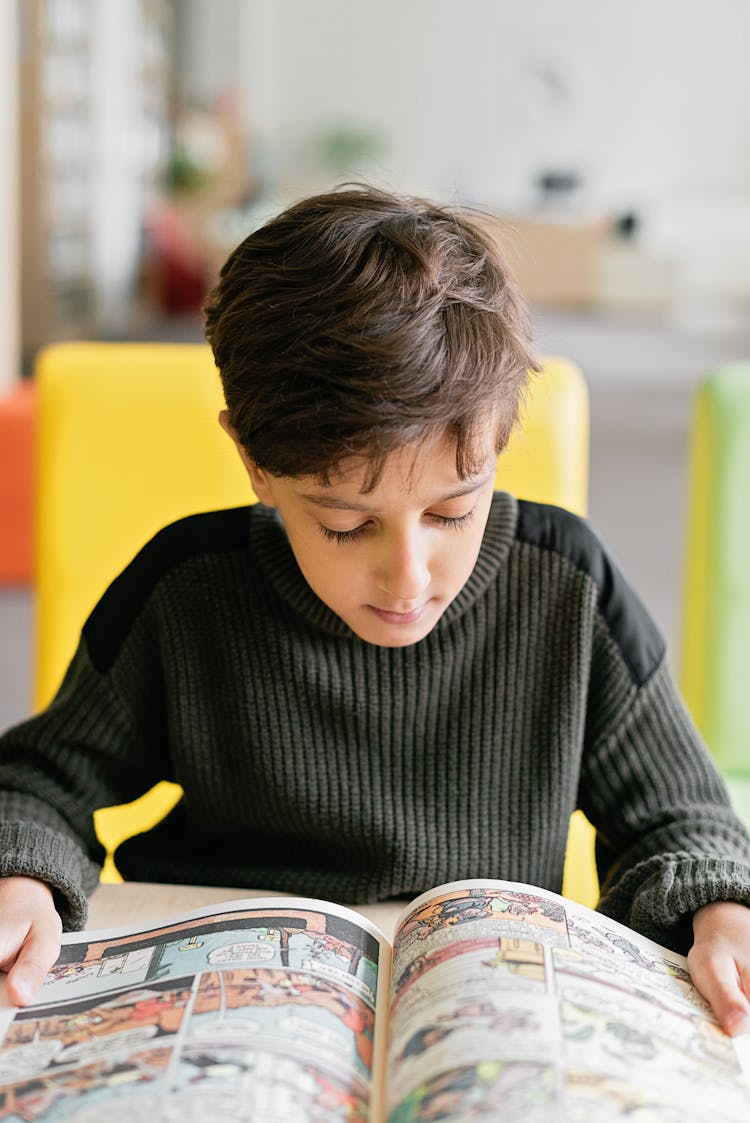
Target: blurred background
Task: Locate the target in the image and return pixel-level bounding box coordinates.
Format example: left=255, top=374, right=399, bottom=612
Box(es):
left=2, top=0, right=750, bottom=726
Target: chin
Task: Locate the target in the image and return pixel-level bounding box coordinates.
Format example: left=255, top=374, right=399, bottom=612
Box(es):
left=352, top=616, right=440, bottom=648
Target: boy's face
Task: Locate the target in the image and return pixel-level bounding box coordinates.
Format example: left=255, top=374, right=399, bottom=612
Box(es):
left=220, top=414, right=497, bottom=647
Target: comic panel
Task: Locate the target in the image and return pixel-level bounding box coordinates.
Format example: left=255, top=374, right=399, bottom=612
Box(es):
left=387, top=935, right=558, bottom=1111
left=386, top=952, right=556, bottom=1109
left=169, top=965, right=374, bottom=1122
left=0, top=977, right=189, bottom=1123
left=564, top=1069, right=745, bottom=1123
left=565, top=915, right=701, bottom=1011
left=0, top=968, right=374, bottom=1122
left=395, top=887, right=569, bottom=951
left=555, top=954, right=749, bottom=1123
left=386, top=1060, right=557, bottom=1123
left=33, top=906, right=380, bottom=1011
left=0, top=906, right=383, bottom=1122
left=392, top=934, right=549, bottom=1019
left=392, top=886, right=569, bottom=1015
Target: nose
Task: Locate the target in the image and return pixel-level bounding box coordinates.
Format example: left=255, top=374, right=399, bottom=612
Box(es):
left=374, top=527, right=431, bottom=602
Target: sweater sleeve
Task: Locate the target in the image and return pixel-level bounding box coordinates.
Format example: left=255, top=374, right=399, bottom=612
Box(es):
left=0, top=613, right=172, bottom=930
left=579, top=617, right=750, bottom=954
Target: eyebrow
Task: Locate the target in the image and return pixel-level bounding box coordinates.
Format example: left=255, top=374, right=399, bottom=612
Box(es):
left=300, top=471, right=495, bottom=511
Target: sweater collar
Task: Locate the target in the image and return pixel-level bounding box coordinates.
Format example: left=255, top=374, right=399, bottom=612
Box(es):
left=249, top=491, right=518, bottom=641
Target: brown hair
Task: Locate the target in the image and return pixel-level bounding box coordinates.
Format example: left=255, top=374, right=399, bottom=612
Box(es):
left=204, top=184, right=538, bottom=488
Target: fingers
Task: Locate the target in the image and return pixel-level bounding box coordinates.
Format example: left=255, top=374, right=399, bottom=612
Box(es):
left=737, top=963, right=750, bottom=1030
left=688, top=944, right=750, bottom=1036
left=0, top=879, right=62, bottom=1007
left=6, top=920, right=61, bottom=1006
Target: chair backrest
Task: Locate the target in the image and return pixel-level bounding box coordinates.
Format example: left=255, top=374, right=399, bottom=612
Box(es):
left=681, top=361, right=750, bottom=824
left=35, top=343, right=253, bottom=709
left=494, top=355, right=589, bottom=515
left=35, top=344, right=589, bottom=706
left=35, top=342, right=594, bottom=898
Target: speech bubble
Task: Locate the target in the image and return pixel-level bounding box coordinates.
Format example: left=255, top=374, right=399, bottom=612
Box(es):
left=207, top=942, right=276, bottom=965
left=58, top=1025, right=157, bottom=1065
left=69, top=1089, right=248, bottom=1123
left=0, top=1038, right=63, bottom=1080
left=64, top=1095, right=161, bottom=1123
left=189, top=1018, right=259, bottom=1038
left=280, top=1015, right=344, bottom=1048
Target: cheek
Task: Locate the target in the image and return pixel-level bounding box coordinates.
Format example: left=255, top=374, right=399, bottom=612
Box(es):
left=452, top=512, right=492, bottom=577
left=291, top=530, right=360, bottom=595
left=430, top=532, right=480, bottom=587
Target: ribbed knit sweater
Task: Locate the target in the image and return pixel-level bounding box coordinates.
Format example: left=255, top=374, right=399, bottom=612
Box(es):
left=1, top=493, right=749, bottom=953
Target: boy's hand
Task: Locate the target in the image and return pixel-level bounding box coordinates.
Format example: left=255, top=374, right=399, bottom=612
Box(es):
left=0, top=876, right=62, bottom=1006
left=689, top=900, right=750, bottom=1036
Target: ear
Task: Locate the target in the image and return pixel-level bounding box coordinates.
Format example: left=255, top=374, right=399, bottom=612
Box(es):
left=218, top=410, right=276, bottom=506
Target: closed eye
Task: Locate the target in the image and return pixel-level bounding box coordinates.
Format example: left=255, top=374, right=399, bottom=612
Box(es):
left=429, top=509, right=475, bottom=530
left=321, top=509, right=473, bottom=543
left=319, top=523, right=371, bottom=544
left=319, top=508, right=476, bottom=544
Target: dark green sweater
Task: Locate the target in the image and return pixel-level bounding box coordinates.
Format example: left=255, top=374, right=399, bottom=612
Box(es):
left=1, top=493, right=749, bottom=952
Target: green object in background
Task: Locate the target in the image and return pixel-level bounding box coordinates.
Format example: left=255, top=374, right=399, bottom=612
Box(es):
left=316, top=124, right=385, bottom=175
left=727, top=779, right=750, bottom=831
left=681, top=362, right=750, bottom=782
left=163, top=143, right=211, bottom=193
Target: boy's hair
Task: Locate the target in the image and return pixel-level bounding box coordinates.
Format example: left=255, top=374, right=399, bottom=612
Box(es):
left=205, top=184, right=538, bottom=488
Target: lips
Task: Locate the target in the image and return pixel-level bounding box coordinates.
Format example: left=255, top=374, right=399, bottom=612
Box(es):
left=368, top=604, right=427, bottom=625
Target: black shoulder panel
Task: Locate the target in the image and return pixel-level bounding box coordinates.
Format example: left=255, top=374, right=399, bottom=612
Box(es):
left=83, top=507, right=252, bottom=673
left=515, top=500, right=665, bottom=685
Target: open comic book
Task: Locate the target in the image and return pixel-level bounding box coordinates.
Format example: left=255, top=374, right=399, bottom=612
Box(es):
left=1, top=878, right=749, bottom=1123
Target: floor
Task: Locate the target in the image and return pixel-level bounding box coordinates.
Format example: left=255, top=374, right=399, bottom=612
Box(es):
left=2, top=304, right=750, bottom=730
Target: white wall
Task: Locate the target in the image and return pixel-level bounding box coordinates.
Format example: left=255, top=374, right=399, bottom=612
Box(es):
left=175, top=0, right=750, bottom=304
left=242, top=0, right=750, bottom=214
left=174, top=0, right=243, bottom=111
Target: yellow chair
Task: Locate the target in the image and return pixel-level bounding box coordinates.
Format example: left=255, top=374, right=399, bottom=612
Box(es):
left=495, top=356, right=589, bottom=517
left=496, top=356, right=595, bottom=908
left=35, top=343, right=595, bottom=902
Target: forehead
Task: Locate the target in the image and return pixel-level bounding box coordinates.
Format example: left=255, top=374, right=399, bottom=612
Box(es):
left=304, top=432, right=497, bottom=503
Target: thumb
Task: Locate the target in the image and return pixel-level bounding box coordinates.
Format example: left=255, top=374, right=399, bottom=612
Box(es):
left=689, top=947, right=750, bottom=1036
left=6, top=923, right=61, bottom=1007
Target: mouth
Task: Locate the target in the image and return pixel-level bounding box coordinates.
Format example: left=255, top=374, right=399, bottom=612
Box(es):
left=368, top=604, right=427, bottom=625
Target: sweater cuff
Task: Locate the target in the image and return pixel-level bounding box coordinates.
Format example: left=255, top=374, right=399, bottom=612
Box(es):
left=0, top=822, right=100, bottom=930
left=599, top=852, right=750, bottom=954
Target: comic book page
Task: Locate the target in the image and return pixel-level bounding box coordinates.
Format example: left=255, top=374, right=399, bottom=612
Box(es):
left=0, top=895, right=392, bottom=1123
left=385, top=878, right=750, bottom=1123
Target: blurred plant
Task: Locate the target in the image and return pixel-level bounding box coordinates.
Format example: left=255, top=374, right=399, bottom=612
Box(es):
left=163, top=107, right=231, bottom=195
left=163, top=143, right=210, bottom=193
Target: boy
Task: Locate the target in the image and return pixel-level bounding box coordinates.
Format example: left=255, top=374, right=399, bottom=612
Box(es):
left=1, top=186, right=750, bottom=1035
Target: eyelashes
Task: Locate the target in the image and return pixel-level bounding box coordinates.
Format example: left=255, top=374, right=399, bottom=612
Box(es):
left=319, top=524, right=370, bottom=544
left=433, top=511, right=475, bottom=531
left=319, top=509, right=475, bottom=544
